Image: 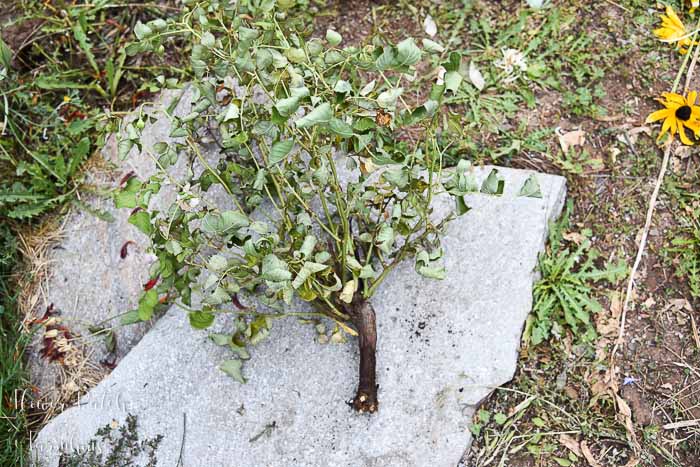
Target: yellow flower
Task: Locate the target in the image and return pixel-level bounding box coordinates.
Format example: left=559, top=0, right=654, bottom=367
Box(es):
left=654, top=5, right=694, bottom=53
left=646, top=91, right=700, bottom=145
left=690, top=0, right=699, bottom=13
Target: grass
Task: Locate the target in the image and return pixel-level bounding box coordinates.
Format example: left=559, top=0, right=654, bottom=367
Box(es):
left=0, top=224, right=29, bottom=467
left=0, top=0, right=186, bottom=220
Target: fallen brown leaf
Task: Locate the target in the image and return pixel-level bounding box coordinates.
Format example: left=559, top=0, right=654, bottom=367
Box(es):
left=558, top=129, right=586, bottom=153
left=580, top=441, right=602, bottom=467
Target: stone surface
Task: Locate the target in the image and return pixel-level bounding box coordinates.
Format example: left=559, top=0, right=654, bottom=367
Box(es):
left=32, top=165, right=566, bottom=467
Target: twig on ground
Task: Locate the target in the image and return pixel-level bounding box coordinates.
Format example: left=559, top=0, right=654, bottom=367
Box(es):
left=176, top=412, right=186, bottom=467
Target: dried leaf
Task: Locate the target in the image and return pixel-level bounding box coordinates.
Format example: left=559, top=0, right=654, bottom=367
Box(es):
left=423, top=15, right=437, bottom=37
left=468, top=62, right=485, bottom=91
left=120, top=240, right=135, bottom=259
left=558, top=129, right=586, bottom=153
left=580, top=441, right=603, bottom=467
left=559, top=434, right=582, bottom=457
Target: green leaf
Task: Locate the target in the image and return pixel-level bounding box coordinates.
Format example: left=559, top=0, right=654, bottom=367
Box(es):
left=396, top=38, right=422, bottom=66
left=239, top=27, right=259, bottom=42
left=208, top=254, right=228, bottom=271
left=269, top=139, right=295, bottom=165
left=324, top=50, right=344, bottom=64
left=114, top=177, right=140, bottom=208
left=478, top=409, right=491, bottom=423
left=220, top=359, right=246, bottom=383
left=209, top=333, right=231, bottom=346
left=328, top=118, right=354, bottom=138
left=383, top=167, right=408, bottom=188
left=421, top=38, right=445, bottom=53
left=200, top=31, right=216, bottom=48
left=444, top=71, right=463, bottom=93
left=223, top=103, right=240, bottom=121
left=480, top=169, right=505, bottom=195
left=326, top=29, right=342, bottom=46
left=285, top=47, right=306, bottom=64
left=333, top=80, right=352, bottom=94
left=201, top=211, right=249, bottom=234
left=134, top=21, right=153, bottom=40
left=0, top=38, right=12, bottom=69
left=377, top=88, right=403, bottom=109
left=296, top=103, right=333, bottom=129
left=275, top=96, right=300, bottom=117
left=189, top=311, right=215, bottom=330
left=518, top=174, right=543, bottom=198
left=455, top=196, right=471, bottom=216
left=417, top=264, right=446, bottom=280
left=299, top=235, right=317, bottom=258
left=71, top=16, right=98, bottom=73
left=261, top=254, right=292, bottom=282
left=376, top=224, right=395, bottom=253
left=128, top=211, right=152, bottom=235
left=138, top=289, right=158, bottom=321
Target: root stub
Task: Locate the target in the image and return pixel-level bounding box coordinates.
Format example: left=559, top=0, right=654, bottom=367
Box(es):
left=352, top=389, right=379, bottom=413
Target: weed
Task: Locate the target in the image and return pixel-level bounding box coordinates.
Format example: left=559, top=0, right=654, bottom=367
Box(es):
left=524, top=201, right=627, bottom=346
left=58, top=414, right=162, bottom=467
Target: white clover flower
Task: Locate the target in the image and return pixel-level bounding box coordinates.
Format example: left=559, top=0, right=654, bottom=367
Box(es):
left=495, top=48, right=528, bottom=83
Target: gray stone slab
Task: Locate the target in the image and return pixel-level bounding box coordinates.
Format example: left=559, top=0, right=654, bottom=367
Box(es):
left=32, top=166, right=566, bottom=467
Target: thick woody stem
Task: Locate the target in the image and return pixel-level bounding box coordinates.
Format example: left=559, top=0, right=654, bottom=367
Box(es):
left=350, top=299, right=378, bottom=413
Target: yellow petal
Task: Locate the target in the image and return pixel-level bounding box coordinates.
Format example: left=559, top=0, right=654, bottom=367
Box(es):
left=688, top=91, right=698, bottom=105
left=662, top=92, right=685, bottom=104
left=678, top=123, right=694, bottom=145
left=685, top=119, right=700, bottom=136
left=666, top=5, right=685, bottom=31
left=646, top=108, right=671, bottom=123
left=659, top=115, right=673, bottom=140
left=653, top=27, right=672, bottom=41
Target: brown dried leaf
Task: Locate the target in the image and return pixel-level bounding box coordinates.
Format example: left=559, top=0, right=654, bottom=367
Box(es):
left=558, top=129, right=586, bottom=153
left=580, top=441, right=602, bottom=467
left=559, top=434, right=582, bottom=457
left=563, top=231, right=585, bottom=245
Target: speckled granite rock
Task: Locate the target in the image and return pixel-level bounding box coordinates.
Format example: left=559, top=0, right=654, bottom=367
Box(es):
left=32, top=165, right=566, bottom=467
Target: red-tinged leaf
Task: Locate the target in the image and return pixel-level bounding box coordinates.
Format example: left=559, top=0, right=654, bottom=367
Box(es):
left=101, top=357, right=118, bottom=369
left=30, top=304, right=56, bottom=326
left=158, top=293, right=169, bottom=304
left=119, top=171, right=136, bottom=187
left=130, top=207, right=142, bottom=216
left=143, top=277, right=158, bottom=291
left=232, top=293, right=248, bottom=310
left=120, top=240, right=135, bottom=259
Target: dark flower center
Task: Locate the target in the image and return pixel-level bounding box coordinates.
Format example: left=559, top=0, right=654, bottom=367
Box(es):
left=676, top=105, right=692, bottom=121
